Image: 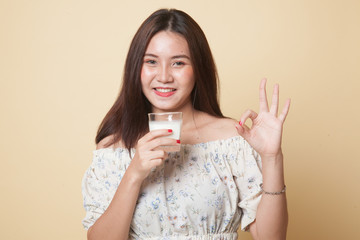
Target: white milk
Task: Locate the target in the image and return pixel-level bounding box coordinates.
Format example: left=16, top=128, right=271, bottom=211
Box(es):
left=149, top=120, right=182, bottom=140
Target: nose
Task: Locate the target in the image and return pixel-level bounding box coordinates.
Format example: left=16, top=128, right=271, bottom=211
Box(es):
left=157, top=64, right=173, bottom=83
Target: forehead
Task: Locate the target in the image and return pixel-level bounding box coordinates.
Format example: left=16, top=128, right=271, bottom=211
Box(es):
left=146, top=31, right=190, bottom=56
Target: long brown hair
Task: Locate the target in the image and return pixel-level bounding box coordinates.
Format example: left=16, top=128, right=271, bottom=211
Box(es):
left=96, top=8, right=223, bottom=150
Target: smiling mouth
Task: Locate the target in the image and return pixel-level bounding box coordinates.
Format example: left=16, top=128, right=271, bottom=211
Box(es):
left=153, top=88, right=176, bottom=97
left=154, top=88, right=176, bottom=93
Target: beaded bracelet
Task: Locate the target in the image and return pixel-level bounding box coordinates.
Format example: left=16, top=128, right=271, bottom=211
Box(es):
left=260, top=183, right=286, bottom=195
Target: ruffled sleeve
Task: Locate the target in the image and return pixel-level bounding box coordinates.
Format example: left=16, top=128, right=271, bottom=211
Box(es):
left=81, top=148, right=132, bottom=230
left=228, top=137, right=263, bottom=232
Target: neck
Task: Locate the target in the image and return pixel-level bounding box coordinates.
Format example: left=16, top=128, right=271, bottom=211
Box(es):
left=180, top=102, right=197, bottom=127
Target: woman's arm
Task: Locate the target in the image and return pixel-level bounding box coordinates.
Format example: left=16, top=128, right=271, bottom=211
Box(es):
left=87, top=169, right=143, bottom=240
left=87, top=130, right=180, bottom=240
left=236, top=79, right=290, bottom=240
left=249, top=153, right=288, bottom=240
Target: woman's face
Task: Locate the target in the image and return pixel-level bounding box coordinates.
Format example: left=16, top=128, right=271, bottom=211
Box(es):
left=141, top=31, right=195, bottom=113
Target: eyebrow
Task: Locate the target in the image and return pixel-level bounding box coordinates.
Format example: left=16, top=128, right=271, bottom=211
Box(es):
left=144, top=53, right=190, bottom=60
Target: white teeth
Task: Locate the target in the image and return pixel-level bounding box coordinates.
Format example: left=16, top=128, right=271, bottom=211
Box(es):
left=156, top=88, right=175, bottom=93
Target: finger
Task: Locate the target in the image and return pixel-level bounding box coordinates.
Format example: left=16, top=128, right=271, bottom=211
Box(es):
left=148, top=150, right=168, bottom=161
left=270, top=84, right=279, bottom=116
left=259, top=78, right=269, bottom=112
left=147, top=138, right=180, bottom=151
left=140, top=129, right=174, bottom=143
left=278, top=98, right=291, bottom=122
left=235, top=122, right=251, bottom=139
left=149, top=151, right=168, bottom=169
left=149, top=158, right=165, bottom=169
left=239, top=109, right=258, bottom=126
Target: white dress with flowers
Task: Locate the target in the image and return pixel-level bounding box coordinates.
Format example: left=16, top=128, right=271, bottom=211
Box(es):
left=82, top=136, right=263, bottom=239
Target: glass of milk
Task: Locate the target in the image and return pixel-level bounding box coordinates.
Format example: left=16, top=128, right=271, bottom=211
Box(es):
left=148, top=112, right=182, bottom=152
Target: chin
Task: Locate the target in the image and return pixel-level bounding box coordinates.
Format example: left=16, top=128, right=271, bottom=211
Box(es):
left=150, top=99, right=189, bottom=113
left=152, top=105, right=181, bottom=113
left=153, top=108, right=178, bottom=113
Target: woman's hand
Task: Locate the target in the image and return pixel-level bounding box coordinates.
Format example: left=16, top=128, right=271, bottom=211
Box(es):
left=235, top=79, right=291, bottom=158
left=126, top=129, right=179, bottom=182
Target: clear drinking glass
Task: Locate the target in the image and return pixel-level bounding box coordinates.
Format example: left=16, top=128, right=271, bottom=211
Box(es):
left=148, top=112, right=182, bottom=152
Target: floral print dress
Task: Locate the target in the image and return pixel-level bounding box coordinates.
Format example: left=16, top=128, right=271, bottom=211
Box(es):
left=82, top=136, right=263, bottom=239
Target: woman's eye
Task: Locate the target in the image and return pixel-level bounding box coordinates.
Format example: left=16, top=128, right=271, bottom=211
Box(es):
left=173, top=61, right=185, bottom=66
left=145, top=59, right=156, bottom=64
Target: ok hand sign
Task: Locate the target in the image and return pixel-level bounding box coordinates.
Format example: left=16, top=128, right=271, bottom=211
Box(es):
left=235, top=79, right=291, bottom=159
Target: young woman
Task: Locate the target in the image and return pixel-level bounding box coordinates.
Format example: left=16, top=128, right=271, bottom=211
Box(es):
left=82, top=8, right=290, bottom=240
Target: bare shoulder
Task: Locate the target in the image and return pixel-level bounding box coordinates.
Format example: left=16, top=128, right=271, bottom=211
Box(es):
left=96, top=135, right=125, bottom=150
left=189, top=112, right=239, bottom=143
left=206, top=115, right=239, bottom=137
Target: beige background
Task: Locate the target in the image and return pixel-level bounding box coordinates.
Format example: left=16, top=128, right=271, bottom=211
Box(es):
left=1, top=0, right=359, bottom=239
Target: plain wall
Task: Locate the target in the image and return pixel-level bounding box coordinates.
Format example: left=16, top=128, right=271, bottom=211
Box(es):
left=1, top=0, right=359, bottom=239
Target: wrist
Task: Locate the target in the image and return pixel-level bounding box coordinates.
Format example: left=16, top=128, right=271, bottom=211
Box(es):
left=260, top=183, right=286, bottom=195
left=123, top=166, right=146, bottom=186
left=260, top=151, right=283, bottom=162
left=260, top=152, right=286, bottom=192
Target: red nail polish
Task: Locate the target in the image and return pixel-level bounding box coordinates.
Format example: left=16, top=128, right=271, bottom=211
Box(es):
left=239, top=121, right=243, bottom=126
left=168, top=129, right=173, bottom=132
left=176, top=140, right=181, bottom=143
